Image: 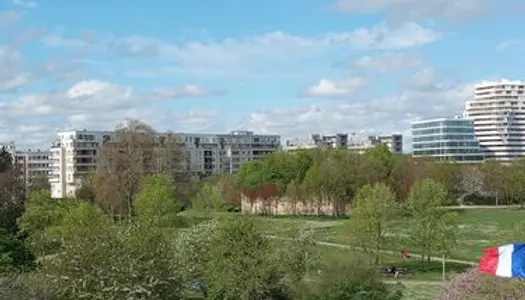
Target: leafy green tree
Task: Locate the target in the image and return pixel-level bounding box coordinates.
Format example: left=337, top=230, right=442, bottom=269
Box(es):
left=0, top=228, right=35, bottom=273
left=349, top=183, right=398, bottom=265
left=424, top=162, right=463, bottom=203
left=41, top=201, right=185, bottom=300
left=506, top=159, right=525, bottom=207
left=201, top=216, right=314, bottom=300
left=134, top=173, right=182, bottom=226
left=192, top=181, right=227, bottom=211
left=18, top=190, right=67, bottom=256
left=406, top=179, right=458, bottom=265
left=236, top=160, right=270, bottom=192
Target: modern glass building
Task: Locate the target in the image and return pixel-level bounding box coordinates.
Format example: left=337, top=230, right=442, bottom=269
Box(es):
left=411, top=117, right=484, bottom=163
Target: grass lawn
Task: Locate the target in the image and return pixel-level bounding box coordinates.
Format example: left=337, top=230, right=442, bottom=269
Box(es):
left=180, top=208, right=525, bottom=299
left=245, top=208, right=525, bottom=262
left=311, top=245, right=450, bottom=300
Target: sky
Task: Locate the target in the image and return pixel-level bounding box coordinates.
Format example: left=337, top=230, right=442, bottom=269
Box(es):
left=0, top=0, right=524, bottom=150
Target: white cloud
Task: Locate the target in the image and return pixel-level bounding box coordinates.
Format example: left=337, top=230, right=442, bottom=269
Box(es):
left=334, top=0, right=489, bottom=21
left=40, top=22, right=440, bottom=70
left=301, top=77, right=369, bottom=98
left=496, top=39, right=524, bottom=51
left=352, top=53, right=425, bottom=72
left=243, top=80, right=475, bottom=151
left=13, top=0, right=37, bottom=9
left=0, top=79, right=224, bottom=147
left=150, top=85, right=224, bottom=99
left=0, top=45, right=31, bottom=92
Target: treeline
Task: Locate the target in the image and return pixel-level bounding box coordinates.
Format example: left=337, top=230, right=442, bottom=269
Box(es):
left=208, top=144, right=525, bottom=214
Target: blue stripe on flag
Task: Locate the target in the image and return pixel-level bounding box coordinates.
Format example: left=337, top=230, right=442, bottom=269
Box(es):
left=511, top=243, right=525, bottom=278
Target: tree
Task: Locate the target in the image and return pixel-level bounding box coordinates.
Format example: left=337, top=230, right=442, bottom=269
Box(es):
left=134, top=173, right=182, bottom=226
left=192, top=181, right=227, bottom=211
left=74, top=173, right=96, bottom=202
left=201, top=216, right=314, bottom=300
left=480, top=161, right=509, bottom=205
left=506, top=159, right=525, bottom=207
left=349, top=183, right=398, bottom=265
left=0, top=147, right=26, bottom=235
left=27, top=173, right=50, bottom=194
left=423, top=162, right=463, bottom=203
left=93, top=119, right=188, bottom=217
left=438, top=268, right=523, bottom=300
left=41, top=201, right=186, bottom=300
left=406, top=179, right=458, bottom=266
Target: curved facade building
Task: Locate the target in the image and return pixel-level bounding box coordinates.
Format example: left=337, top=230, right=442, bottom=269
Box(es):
left=411, top=117, right=484, bottom=163
left=464, top=80, right=525, bottom=161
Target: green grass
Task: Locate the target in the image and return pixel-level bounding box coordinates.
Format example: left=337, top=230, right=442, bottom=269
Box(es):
left=180, top=208, right=525, bottom=299
left=244, top=208, right=525, bottom=261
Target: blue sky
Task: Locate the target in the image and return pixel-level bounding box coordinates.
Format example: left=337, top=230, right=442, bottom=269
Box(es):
left=0, top=0, right=523, bottom=149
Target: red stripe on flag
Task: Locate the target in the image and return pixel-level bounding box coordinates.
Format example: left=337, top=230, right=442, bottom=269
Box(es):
left=479, top=247, right=499, bottom=276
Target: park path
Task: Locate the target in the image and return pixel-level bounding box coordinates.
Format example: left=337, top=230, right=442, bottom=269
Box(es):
left=264, top=235, right=478, bottom=266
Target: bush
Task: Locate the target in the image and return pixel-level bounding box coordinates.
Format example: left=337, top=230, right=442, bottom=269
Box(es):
left=303, top=259, right=403, bottom=300
left=40, top=201, right=185, bottom=300
left=0, top=229, right=35, bottom=273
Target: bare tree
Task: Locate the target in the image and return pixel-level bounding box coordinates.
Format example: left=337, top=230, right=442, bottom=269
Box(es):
left=0, top=147, right=27, bottom=234
left=93, top=119, right=189, bottom=217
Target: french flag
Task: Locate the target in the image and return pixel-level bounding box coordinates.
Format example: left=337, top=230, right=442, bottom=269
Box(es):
left=479, top=243, right=525, bottom=278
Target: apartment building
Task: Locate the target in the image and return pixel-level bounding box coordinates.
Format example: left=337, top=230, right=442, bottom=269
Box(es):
left=283, top=133, right=403, bottom=153
left=14, top=149, right=52, bottom=187
left=49, top=130, right=115, bottom=198
left=49, top=129, right=279, bottom=198
left=464, top=80, right=525, bottom=161
left=411, top=116, right=484, bottom=163
left=184, top=130, right=280, bottom=177
left=347, top=134, right=403, bottom=153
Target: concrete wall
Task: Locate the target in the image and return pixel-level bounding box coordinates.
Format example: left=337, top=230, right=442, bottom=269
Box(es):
left=240, top=195, right=348, bottom=216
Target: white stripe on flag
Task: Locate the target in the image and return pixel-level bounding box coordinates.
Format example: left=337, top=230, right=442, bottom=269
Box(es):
left=496, top=244, right=514, bottom=278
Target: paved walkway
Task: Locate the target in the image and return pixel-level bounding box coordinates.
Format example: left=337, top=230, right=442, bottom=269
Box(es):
left=264, top=235, right=478, bottom=266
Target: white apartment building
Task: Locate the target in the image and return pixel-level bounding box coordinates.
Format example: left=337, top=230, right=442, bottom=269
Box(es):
left=49, top=130, right=115, bottom=198
left=15, top=149, right=52, bottom=187
left=49, top=129, right=280, bottom=198
left=464, top=79, right=525, bottom=161
left=184, top=130, right=280, bottom=177
left=283, top=133, right=403, bottom=153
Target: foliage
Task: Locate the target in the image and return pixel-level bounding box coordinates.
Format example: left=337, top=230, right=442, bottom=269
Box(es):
left=0, top=273, right=57, bottom=300
left=200, top=216, right=315, bottom=300
left=406, top=179, right=458, bottom=265
left=304, top=261, right=403, bottom=300
left=134, top=173, right=182, bottom=226
left=74, top=174, right=96, bottom=202
left=0, top=228, right=35, bottom=273
left=92, top=119, right=188, bottom=217
left=41, top=201, right=185, bottom=300
left=28, top=173, right=51, bottom=194
left=0, top=147, right=27, bottom=235
left=18, top=191, right=73, bottom=256
left=192, top=181, right=228, bottom=211
left=192, top=174, right=240, bottom=212
left=438, top=268, right=524, bottom=300
left=348, top=183, right=398, bottom=265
